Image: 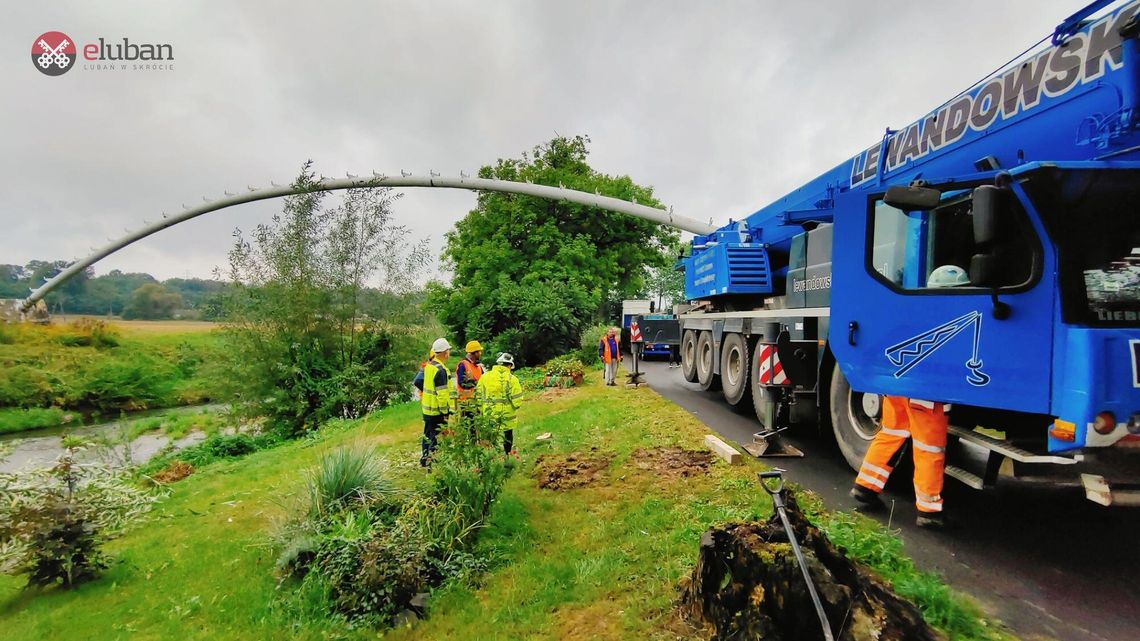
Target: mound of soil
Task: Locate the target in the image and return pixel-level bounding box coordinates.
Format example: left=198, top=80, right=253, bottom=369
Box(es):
left=631, top=447, right=712, bottom=479
left=152, top=460, right=194, bottom=484
left=534, top=449, right=611, bottom=490
left=537, top=387, right=574, bottom=402
left=680, top=492, right=939, bottom=641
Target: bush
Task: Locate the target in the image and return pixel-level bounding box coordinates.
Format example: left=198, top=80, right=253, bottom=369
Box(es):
left=576, top=323, right=610, bottom=365
left=53, top=319, right=120, bottom=348
left=0, top=408, right=73, bottom=435
left=544, top=355, right=585, bottom=378
left=140, top=432, right=279, bottom=476
left=0, top=441, right=157, bottom=588
left=485, top=328, right=524, bottom=366
left=0, top=365, right=55, bottom=408
left=68, top=356, right=176, bottom=412
left=306, top=445, right=396, bottom=518
left=275, top=414, right=512, bottom=627
left=307, top=517, right=428, bottom=625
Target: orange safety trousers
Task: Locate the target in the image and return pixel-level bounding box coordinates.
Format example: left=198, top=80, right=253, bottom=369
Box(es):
left=855, top=396, right=948, bottom=513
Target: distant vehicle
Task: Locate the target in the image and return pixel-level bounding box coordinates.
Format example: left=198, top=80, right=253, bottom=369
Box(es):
left=620, top=299, right=674, bottom=356
left=635, top=313, right=681, bottom=357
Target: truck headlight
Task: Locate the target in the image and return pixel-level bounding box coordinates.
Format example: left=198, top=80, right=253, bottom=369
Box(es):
left=1128, top=412, right=1140, bottom=435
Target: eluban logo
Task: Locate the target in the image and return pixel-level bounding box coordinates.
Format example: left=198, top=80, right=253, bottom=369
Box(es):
left=32, top=31, right=76, bottom=76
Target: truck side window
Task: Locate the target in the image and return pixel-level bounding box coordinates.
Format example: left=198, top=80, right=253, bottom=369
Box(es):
left=869, top=191, right=1035, bottom=291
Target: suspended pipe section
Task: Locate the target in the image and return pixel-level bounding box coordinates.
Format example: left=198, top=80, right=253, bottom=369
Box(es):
left=20, top=173, right=719, bottom=312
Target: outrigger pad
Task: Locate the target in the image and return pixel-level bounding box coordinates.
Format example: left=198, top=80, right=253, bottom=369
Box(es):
left=744, top=431, right=804, bottom=458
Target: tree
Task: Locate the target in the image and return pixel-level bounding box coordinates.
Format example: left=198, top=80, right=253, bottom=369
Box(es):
left=643, top=255, right=687, bottom=312
left=221, top=163, right=430, bottom=437
left=122, top=283, right=183, bottom=320
left=429, top=135, right=679, bottom=364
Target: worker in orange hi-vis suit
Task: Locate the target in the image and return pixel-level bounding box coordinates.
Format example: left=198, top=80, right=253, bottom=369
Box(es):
left=850, top=396, right=949, bottom=529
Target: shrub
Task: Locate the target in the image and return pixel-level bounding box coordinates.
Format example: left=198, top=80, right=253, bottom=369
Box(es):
left=426, top=414, right=511, bottom=543
left=306, top=445, right=396, bottom=518
left=53, top=319, right=120, bottom=348
left=0, top=365, right=54, bottom=408
left=485, top=328, right=524, bottom=365
left=275, top=414, right=513, bottom=627
left=139, top=432, right=279, bottom=476
left=543, top=356, right=585, bottom=378
left=68, top=356, right=176, bottom=412
left=306, top=518, right=428, bottom=625
left=576, top=323, right=610, bottom=365
left=0, top=407, right=72, bottom=435
left=0, top=441, right=157, bottom=588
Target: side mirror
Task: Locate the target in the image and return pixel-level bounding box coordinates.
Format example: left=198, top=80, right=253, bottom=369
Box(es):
left=971, top=185, right=1010, bottom=245
left=968, top=253, right=999, bottom=287
left=884, top=184, right=941, bottom=211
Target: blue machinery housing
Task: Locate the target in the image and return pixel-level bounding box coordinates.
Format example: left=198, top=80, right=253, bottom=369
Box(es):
left=678, top=0, right=1140, bottom=484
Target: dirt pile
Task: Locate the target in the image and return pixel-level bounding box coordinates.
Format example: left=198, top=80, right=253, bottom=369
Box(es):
left=679, top=492, right=939, bottom=641
left=631, top=447, right=712, bottom=479
left=533, top=449, right=611, bottom=490
left=151, top=460, right=194, bottom=484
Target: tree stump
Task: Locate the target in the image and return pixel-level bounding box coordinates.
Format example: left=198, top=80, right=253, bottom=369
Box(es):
left=679, top=492, right=942, bottom=641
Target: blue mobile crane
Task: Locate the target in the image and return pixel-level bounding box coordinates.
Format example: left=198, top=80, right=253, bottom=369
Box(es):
left=677, top=0, right=1140, bottom=505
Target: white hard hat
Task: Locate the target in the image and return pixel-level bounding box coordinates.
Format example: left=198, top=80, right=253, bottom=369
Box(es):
left=928, top=265, right=969, bottom=288
left=431, top=338, right=451, bottom=353
left=496, top=352, right=515, bottom=366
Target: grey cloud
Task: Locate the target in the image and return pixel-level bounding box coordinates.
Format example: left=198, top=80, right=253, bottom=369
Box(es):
left=1, top=1, right=1077, bottom=282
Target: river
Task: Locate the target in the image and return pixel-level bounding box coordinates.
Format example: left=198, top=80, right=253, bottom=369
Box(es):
left=0, top=404, right=228, bottom=474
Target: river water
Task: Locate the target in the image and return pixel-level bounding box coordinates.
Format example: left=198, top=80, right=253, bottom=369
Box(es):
left=0, top=404, right=227, bottom=474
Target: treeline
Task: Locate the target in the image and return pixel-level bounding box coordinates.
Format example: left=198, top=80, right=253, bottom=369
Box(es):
left=0, top=261, right=227, bottom=320
left=0, top=262, right=424, bottom=322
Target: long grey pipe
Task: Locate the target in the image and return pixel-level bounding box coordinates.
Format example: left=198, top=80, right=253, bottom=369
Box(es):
left=20, top=173, right=718, bottom=312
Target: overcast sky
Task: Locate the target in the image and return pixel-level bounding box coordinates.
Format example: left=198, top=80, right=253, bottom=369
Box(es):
left=1, top=0, right=1084, bottom=283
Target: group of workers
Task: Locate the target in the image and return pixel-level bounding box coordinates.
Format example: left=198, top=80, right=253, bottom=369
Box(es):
left=414, top=338, right=523, bottom=468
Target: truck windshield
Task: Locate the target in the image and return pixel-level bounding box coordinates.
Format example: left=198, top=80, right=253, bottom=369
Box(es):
left=1023, top=168, right=1140, bottom=326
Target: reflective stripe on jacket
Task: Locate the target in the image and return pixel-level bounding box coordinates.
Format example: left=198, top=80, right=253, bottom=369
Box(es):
left=420, top=357, right=451, bottom=417
left=475, top=364, right=523, bottom=430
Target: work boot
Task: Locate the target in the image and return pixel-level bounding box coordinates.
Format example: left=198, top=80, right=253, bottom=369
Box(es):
left=916, top=512, right=946, bottom=529
left=849, top=485, right=884, bottom=510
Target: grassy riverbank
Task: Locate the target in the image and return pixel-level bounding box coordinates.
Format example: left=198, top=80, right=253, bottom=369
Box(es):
left=0, top=374, right=1011, bottom=640
left=0, top=319, right=226, bottom=435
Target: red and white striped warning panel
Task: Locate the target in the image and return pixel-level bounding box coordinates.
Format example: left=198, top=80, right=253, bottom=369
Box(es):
left=756, top=344, right=789, bottom=385
left=631, top=321, right=642, bottom=342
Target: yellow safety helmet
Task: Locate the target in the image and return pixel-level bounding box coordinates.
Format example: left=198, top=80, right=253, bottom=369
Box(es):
left=465, top=340, right=483, bottom=353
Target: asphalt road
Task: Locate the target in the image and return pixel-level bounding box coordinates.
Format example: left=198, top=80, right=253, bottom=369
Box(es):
left=627, top=358, right=1140, bottom=641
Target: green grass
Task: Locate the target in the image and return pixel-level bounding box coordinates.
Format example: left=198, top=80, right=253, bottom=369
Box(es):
left=0, top=378, right=1011, bottom=641
left=0, top=408, right=77, bottom=435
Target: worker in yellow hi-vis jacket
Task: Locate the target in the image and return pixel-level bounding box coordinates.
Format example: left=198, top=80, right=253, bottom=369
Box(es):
left=475, top=352, right=523, bottom=455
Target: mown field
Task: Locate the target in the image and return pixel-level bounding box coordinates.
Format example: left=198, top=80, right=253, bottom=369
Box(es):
left=0, top=375, right=1011, bottom=641
left=0, top=319, right=226, bottom=435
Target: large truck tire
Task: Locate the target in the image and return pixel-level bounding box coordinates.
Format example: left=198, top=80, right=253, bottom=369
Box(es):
left=696, top=331, right=721, bottom=391
left=720, top=332, right=752, bottom=409
left=828, top=363, right=883, bottom=472
left=681, top=330, right=699, bottom=382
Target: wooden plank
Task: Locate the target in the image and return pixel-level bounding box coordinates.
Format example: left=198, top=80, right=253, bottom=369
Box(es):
left=704, top=434, right=742, bottom=465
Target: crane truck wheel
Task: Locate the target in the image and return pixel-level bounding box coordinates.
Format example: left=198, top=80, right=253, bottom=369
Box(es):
left=696, top=331, right=721, bottom=391
left=720, top=332, right=752, bottom=408
left=681, top=330, right=699, bottom=382
left=828, top=363, right=883, bottom=472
